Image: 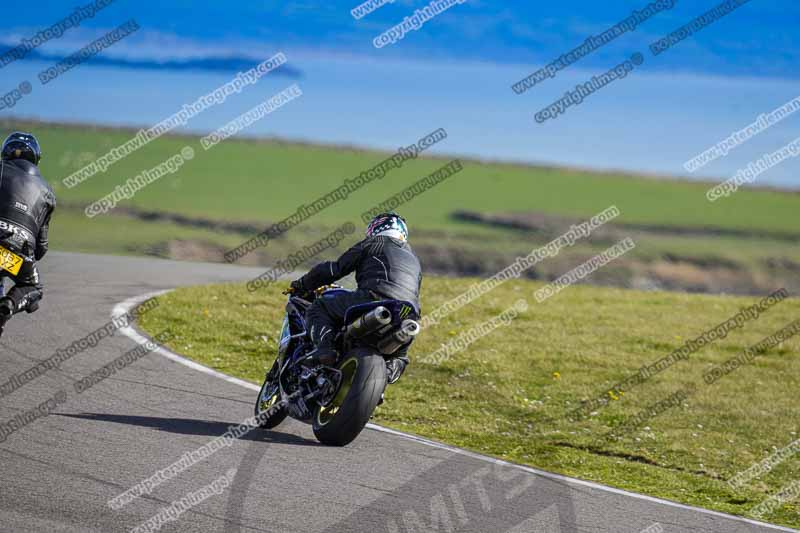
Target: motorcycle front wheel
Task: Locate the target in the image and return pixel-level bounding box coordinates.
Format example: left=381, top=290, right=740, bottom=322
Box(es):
left=254, top=361, right=288, bottom=429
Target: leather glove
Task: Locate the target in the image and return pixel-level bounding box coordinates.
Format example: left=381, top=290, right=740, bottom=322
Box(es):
left=283, top=279, right=307, bottom=296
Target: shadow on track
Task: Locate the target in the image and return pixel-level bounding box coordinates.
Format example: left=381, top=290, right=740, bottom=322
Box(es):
left=57, top=413, right=320, bottom=446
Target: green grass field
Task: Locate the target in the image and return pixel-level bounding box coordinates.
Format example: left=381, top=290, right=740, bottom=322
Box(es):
left=138, top=278, right=800, bottom=529
left=8, top=119, right=798, bottom=236
left=5, top=118, right=797, bottom=296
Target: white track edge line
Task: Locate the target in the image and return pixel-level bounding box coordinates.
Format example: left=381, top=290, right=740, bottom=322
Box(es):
left=113, top=290, right=260, bottom=393
left=114, top=290, right=797, bottom=533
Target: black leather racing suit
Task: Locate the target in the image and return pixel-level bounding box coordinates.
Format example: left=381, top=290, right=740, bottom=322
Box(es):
left=296, top=235, right=422, bottom=360
left=0, top=159, right=56, bottom=316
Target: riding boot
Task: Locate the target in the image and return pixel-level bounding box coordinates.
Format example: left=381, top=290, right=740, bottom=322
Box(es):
left=302, top=324, right=338, bottom=367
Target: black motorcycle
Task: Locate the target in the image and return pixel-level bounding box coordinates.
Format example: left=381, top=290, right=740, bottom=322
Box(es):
left=254, top=285, right=420, bottom=446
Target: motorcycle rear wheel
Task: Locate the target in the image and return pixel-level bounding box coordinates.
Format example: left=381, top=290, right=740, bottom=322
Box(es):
left=312, top=354, right=386, bottom=446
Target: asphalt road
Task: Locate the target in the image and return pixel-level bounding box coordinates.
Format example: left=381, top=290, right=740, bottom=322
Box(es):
left=0, top=252, right=794, bottom=533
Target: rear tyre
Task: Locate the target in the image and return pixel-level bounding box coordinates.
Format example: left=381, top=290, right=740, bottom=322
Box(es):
left=254, top=362, right=288, bottom=429
left=312, top=354, right=387, bottom=446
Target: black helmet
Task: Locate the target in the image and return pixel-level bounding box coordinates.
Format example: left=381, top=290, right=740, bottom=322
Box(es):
left=1, top=131, right=42, bottom=165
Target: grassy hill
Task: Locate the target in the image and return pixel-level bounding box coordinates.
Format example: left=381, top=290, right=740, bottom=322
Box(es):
left=14, top=119, right=797, bottom=234
left=4, top=118, right=799, bottom=296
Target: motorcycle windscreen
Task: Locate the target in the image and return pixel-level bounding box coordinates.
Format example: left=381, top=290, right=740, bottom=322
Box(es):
left=278, top=316, right=291, bottom=357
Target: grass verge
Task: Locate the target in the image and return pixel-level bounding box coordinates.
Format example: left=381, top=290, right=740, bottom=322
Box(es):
left=138, top=277, right=800, bottom=528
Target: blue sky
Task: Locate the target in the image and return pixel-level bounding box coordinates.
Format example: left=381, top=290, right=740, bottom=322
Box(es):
left=1, top=1, right=798, bottom=188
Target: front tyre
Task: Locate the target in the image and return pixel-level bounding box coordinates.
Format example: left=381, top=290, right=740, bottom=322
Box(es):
left=254, top=363, right=288, bottom=429
left=312, top=354, right=387, bottom=446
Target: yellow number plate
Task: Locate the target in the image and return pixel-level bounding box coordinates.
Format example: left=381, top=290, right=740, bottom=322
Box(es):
left=0, top=245, right=23, bottom=276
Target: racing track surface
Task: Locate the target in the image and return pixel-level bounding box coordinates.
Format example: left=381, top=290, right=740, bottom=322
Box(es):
left=0, top=252, right=794, bottom=533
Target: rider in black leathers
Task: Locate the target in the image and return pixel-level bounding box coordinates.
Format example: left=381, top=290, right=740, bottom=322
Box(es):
left=290, top=213, right=420, bottom=383
left=0, top=132, right=56, bottom=338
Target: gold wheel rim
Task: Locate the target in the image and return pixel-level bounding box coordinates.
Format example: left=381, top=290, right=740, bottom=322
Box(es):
left=258, top=384, right=280, bottom=415
left=317, top=358, right=358, bottom=427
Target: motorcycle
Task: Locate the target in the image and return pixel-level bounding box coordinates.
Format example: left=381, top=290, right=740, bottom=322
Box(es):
left=254, top=284, right=420, bottom=446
